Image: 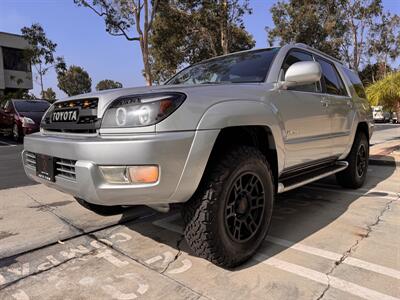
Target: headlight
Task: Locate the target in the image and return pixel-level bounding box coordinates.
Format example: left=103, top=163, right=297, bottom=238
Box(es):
left=22, top=117, right=35, bottom=127
left=101, top=93, right=186, bottom=128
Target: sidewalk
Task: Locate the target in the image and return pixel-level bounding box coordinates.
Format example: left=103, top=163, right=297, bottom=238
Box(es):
left=369, top=139, right=400, bottom=166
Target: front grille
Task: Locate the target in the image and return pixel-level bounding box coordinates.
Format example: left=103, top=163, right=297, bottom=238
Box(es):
left=25, top=151, right=36, bottom=168
left=41, top=97, right=100, bottom=134
left=77, top=116, right=98, bottom=124
left=55, top=158, right=77, bottom=180
left=54, top=98, right=98, bottom=110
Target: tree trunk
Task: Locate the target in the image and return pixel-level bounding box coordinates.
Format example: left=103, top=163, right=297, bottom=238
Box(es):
left=220, top=0, right=229, bottom=55
left=141, top=0, right=153, bottom=86
left=140, top=36, right=152, bottom=86
left=39, top=64, right=44, bottom=97
left=395, top=100, right=400, bottom=122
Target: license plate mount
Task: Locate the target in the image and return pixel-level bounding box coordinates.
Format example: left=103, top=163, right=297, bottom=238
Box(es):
left=36, top=154, right=55, bottom=182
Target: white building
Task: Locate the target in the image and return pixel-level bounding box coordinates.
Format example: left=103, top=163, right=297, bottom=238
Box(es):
left=0, top=32, right=33, bottom=96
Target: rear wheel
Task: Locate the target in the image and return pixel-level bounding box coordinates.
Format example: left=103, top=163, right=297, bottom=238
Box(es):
left=183, top=146, right=274, bottom=268
left=74, top=197, right=125, bottom=216
left=336, top=132, right=369, bottom=189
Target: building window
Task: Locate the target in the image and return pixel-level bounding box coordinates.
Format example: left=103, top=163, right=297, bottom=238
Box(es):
left=2, top=47, right=31, bottom=72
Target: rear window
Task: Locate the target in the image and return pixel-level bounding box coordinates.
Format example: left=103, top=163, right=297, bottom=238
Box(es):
left=343, top=68, right=367, bottom=99
left=13, top=101, right=50, bottom=112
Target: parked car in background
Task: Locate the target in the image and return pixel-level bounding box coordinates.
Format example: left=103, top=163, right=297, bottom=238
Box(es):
left=372, top=106, right=384, bottom=122
left=0, top=99, right=50, bottom=141
left=372, top=106, right=390, bottom=123
left=392, top=112, right=398, bottom=123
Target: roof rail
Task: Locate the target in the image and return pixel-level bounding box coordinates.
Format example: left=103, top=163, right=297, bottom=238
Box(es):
left=294, top=43, right=343, bottom=65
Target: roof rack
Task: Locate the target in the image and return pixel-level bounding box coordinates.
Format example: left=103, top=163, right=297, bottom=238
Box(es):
left=294, top=43, right=344, bottom=65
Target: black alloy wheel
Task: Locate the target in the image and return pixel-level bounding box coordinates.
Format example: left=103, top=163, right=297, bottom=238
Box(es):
left=225, top=172, right=266, bottom=243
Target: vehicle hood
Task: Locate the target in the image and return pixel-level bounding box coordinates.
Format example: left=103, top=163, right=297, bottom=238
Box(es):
left=58, top=83, right=275, bottom=131
left=18, top=111, right=45, bottom=124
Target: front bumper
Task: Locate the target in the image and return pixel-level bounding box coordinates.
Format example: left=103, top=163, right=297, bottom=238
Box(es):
left=23, top=131, right=207, bottom=206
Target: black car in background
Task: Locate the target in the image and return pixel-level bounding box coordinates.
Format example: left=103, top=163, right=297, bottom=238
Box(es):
left=0, top=99, right=50, bottom=142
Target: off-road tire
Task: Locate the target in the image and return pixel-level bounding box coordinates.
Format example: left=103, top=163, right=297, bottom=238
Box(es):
left=182, top=146, right=274, bottom=268
left=74, top=197, right=124, bottom=216
left=336, top=132, right=369, bottom=189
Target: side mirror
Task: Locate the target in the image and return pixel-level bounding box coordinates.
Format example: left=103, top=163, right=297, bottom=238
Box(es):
left=280, top=61, right=321, bottom=89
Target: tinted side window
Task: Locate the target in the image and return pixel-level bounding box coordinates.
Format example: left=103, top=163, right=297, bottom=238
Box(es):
left=316, top=58, right=347, bottom=96
left=343, top=68, right=367, bottom=99
left=281, top=51, right=319, bottom=93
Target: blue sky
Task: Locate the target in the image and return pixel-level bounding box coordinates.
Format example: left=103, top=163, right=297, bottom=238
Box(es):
left=0, top=0, right=399, bottom=98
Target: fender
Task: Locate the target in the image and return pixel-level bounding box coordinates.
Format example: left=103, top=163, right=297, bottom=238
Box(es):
left=197, top=100, right=285, bottom=174
left=339, top=98, right=373, bottom=160
left=168, top=100, right=285, bottom=204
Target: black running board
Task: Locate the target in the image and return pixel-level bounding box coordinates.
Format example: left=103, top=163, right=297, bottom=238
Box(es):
left=277, top=161, right=348, bottom=193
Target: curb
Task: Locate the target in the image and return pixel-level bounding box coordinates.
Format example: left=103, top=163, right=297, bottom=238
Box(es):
left=369, top=158, right=400, bottom=167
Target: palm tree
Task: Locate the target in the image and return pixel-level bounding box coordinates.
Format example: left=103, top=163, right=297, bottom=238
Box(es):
left=366, top=72, right=400, bottom=120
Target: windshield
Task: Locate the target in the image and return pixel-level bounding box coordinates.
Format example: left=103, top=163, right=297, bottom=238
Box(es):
left=166, top=48, right=280, bottom=85
left=14, top=101, right=50, bottom=112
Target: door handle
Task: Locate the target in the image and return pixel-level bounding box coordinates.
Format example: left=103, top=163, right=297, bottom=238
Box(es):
left=320, top=98, right=330, bottom=107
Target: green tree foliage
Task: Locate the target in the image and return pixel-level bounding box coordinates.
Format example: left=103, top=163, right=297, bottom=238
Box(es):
left=367, top=13, right=400, bottom=75
left=21, top=23, right=65, bottom=96
left=41, top=87, right=57, bottom=101
left=96, top=79, right=123, bottom=91
left=266, top=0, right=345, bottom=58
left=57, top=65, right=92, bottom=96
left=75, top=0, right=159, bottom=86
left=359, top=62, right=392, bottom=85
left=149, top=0, right=255, bottom=83
left=0, top=90, right=36, bottom=105
left=366, top=72, right=400, bottom=119
left=267, top=0, right=398, bottom=71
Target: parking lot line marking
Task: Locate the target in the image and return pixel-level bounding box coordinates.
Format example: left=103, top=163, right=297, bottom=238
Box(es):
left=153, top=214, right=400, bottom=280
left=304, top=185, right=399, bottom=200
left=255, top=253, right=399, bottom=300
left=309, top=183, right=399, bottom=198
left=265, top=236, right=400, bottom=280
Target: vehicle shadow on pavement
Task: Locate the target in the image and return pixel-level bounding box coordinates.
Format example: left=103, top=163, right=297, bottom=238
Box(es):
left=118, top=163, right=397, bottom=270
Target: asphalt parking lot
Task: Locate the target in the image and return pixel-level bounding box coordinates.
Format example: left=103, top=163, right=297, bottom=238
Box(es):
left=0, top=125, right=399, bottom=299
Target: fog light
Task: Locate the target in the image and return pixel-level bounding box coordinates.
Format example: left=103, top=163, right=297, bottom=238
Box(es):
left=128, top=166, right=159, bottom=184
left=99, top=166, right=130, bottom=184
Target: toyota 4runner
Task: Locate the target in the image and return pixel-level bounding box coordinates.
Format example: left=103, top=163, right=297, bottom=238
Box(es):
left=22, top=44, right=373, bottom=267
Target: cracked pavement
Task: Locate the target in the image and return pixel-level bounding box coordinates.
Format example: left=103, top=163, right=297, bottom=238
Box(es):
left=0, top=163, right=399, bottom=299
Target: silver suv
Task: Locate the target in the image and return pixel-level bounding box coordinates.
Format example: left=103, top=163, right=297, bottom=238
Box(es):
left=22, top=44, right=373, bottom=267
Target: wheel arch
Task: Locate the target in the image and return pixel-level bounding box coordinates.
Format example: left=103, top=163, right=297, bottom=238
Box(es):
left=168, top=100, right=285, bottom=203
left=356, top=122, right=370, bottom=144
left=206, top=126, right=279, bottom=190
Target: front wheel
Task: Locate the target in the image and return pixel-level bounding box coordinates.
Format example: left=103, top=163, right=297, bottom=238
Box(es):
left=336, top=132, right=369, bottom=189
left=182, top=146, right=274, bottom=268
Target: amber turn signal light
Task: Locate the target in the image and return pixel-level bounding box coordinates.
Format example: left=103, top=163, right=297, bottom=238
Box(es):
left=128, top=166, right=159, bottom=184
